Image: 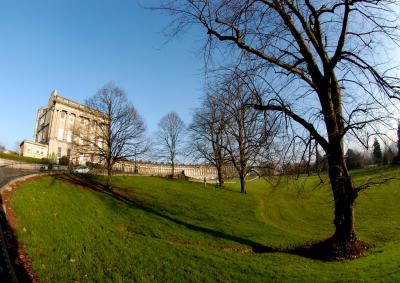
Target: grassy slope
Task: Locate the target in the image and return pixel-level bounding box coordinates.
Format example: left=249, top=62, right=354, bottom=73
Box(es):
left=0, top=152, right=45, bottom=164
left=10, top=168, right=400, bottom=282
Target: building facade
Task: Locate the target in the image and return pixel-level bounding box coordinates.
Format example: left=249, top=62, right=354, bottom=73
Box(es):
left=21, top=90, right=103, bottom=165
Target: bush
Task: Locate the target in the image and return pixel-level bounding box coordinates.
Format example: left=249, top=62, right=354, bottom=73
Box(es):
left=59, top=156, right=70, bottom=166
left=86, top=162, right=102, bottom=169
left=40, top=158, right=50, bottom=164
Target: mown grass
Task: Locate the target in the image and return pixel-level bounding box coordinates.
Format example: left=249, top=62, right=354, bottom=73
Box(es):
left=10, top=168, right=400, bottom=282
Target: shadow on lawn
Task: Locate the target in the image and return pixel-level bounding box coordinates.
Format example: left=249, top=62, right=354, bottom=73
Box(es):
left=54, top=174, right=341, bottom=260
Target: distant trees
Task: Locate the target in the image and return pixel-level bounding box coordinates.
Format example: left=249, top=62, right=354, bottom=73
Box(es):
left=373, top=138, right=382, bottom=165
left=0, top=144, right=5, bottom=153
left=382, top=147, right=395, bottom=166
left=80, top=83, right=147, bottom=189
left=156, top=112, right=185, bottom=177
left=345, top=149, right=363, bottom=170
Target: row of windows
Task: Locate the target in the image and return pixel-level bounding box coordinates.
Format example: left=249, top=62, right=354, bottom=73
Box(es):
left=60, top=111, right=100, bottom=128
left=57, top=128, right=103, bottom=147
left=27, top=147, right=45, bottom=155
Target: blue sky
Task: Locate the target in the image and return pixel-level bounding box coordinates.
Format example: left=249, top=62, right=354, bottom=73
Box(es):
left=0, top=0, right=206, bottom=150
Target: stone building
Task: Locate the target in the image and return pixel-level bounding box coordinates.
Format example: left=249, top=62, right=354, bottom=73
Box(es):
left=20, top=90, right=103, bottom=164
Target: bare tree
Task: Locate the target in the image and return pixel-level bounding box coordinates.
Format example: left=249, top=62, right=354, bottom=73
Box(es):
left=157, top=0, right=400, bottom=258
left=75, top=82, right=147, bottom=189
left=188, top=91, right=230, bottom=187
left=156, top=112, right=185, bottom=177
left=216, top=71, right=278, bottom=193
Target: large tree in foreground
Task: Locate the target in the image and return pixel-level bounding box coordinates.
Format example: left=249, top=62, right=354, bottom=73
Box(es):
left=156, top=112, right=185, bottom=177
left=81, top=83, right=147, bottom=189
left=158, top=0, right=400, bottom=258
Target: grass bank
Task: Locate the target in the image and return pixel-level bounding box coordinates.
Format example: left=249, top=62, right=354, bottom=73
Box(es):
left=9, top=168, right=400, bottom=282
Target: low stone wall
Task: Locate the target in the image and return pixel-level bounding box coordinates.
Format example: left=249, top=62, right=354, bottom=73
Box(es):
left=0, top=158, right=68, bottom=171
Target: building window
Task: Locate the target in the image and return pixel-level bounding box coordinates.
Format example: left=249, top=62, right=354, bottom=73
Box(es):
left=67, top=149, right=71, bottom=157
left=57, top=147, right=62, bottom=158
left=91, top=120, right=96, bottom=129
left=69, top=114, right=75, bottom=124
left=67, top=130, right=72, bottom=143
left=57, top=128, right=64, bottom=141
left=80, top=117, right=85, bottom=125
left=60, top=111, right=66, bottom=119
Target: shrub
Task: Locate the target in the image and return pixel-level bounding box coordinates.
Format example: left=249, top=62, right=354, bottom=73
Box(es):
left=59, top=156, right=70, bottom=166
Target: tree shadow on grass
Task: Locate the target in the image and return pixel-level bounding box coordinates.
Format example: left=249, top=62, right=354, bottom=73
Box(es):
left=54, top=174, right=355, bottom=260
left=55, top=174, right=278, bottom=253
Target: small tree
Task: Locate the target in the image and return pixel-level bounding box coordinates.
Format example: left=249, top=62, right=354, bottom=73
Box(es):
left=214, top=71, right=278, bottom=194
left=373, top=138, right=382, bottom=165
left=189, top=93, right=229, bottom=187
left=156, top=112, right=185, bottom=177
left=58, top=156, right=70, bottom=166
left=82, top=83, right=147, bottom=189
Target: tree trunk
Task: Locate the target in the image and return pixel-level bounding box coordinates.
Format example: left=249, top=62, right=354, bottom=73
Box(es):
left=216, top=164, right=224, bottom=187
left=171, top=162, right=175, bottom=178
left=239, top=172, right=247, bottom=194
left=106, top=162, right=113, bottom=190
left=327, top=143, right=358, bottom=244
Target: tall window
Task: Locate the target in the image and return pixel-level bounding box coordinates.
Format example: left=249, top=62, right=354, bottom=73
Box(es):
left=57, top=147, right=62, bottom=157
left=67, top=149, right=71, bottom=157
left=67, top=130, right=72, bottom=143
left=60, top=111, right=66, bottom=119
left=69, top=114, right=75, bottom=124
left=57, top=128, right=64, bottom=141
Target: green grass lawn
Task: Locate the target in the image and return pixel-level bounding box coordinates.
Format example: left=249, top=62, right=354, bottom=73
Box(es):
left=9, top=168, right=400, bottom=282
